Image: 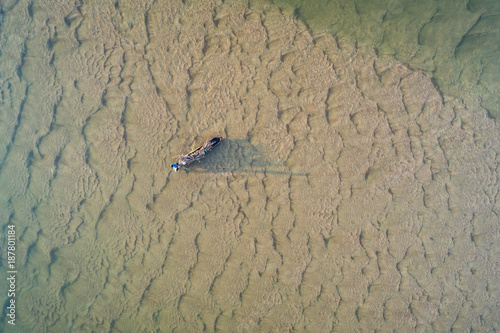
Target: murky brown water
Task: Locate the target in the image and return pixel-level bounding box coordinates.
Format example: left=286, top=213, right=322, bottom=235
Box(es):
left=0, top=0, right=499, bottom=332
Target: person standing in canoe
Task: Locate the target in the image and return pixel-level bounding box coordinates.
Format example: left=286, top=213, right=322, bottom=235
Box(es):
left=171, top=137, right=222, bottom=172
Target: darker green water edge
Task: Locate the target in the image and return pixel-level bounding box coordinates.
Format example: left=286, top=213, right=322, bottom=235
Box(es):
left=269, top=0, right=500, bottom=119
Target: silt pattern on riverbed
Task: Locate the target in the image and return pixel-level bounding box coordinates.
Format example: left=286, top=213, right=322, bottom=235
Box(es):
left=0, top=0, right=498, bottom=331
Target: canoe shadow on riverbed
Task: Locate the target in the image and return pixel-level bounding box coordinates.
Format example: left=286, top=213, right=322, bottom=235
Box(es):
left=184, top=138, right=308, bottom=177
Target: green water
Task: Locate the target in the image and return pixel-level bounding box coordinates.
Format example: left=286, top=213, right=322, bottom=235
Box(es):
left=0, top=0, right=499, bottom=332
left=274, top=0, right=500, bottom=118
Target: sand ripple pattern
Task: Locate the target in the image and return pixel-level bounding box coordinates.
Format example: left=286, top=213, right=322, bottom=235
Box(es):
left=0, top=0, right=498, bottom=332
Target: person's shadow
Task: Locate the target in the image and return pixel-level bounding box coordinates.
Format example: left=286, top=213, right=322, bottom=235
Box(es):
left=185, top=138, right=308, bottom=177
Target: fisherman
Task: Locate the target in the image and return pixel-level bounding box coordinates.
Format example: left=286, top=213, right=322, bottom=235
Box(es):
left=171, top=137, right=222, bottom=172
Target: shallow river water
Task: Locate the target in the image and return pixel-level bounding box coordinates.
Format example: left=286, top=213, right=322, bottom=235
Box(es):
left=0, top=0, right=499, bottom=332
